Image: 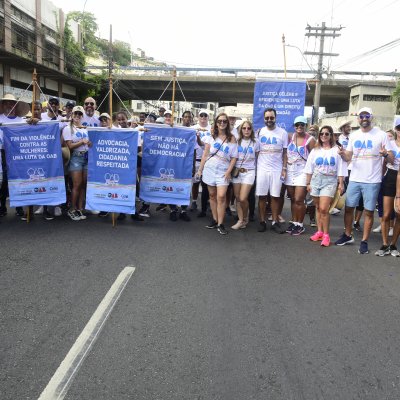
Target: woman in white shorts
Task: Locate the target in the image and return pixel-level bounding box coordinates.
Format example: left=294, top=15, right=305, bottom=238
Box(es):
left=198, top=112, right=238, bottom=235
left=285, top=116, right=316, bottom=235
left=231, top=121, right=259, bottom=230
left=305, top=125, right=346, bottom=247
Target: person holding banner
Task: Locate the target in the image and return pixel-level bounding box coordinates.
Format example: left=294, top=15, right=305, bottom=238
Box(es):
left=0, top=94, right=30, bottom=217
left=198, top=112, right=238, bottom=235
left=63, top=106, right=91, bottom=221
left=285, top=116, right=316, bottom=236
left=231, top=121, right=259, bottom=230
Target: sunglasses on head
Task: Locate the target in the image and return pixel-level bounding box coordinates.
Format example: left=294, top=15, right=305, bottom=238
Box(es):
left=85, top=102, right=95, bottom=106
left=264, top=116, right=275, bottom=121
left=295, top=123, right=305, bottom=127
left=217, top=119, right=228, bottom=124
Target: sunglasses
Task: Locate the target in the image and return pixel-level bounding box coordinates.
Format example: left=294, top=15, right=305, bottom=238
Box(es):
left=242, top=127, right=251, bottom=130
left=217, top=119, right=228, bottom=124
left=264, top=117, right=275, bottom=121
left=85, top=102, right=95, bottom=106
left=73, top=112, right=83, bottom=117
left=359, top=114, right=371, bottom=120
left=199, top=114, right=208, bottom=117
left=295, top=123, right=305, bottom=127
left=319, top=132, right=331, bottom=136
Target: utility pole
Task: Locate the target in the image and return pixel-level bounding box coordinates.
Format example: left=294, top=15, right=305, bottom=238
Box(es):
left=304, top=22, right=342, bottom=123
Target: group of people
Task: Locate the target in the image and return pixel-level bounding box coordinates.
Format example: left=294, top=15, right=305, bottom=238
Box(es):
left=1, top=92, right=400, bottom=255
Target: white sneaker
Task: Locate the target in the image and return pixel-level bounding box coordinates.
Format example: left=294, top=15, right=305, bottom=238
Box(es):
left=329, top=207, right=341, bottom=215
left=389, top=227, right=394, bottom=237
left=34, top=206, right=44, bottom=215
left=372, top=225, right=382, bottom=233
left=54, top=206, right=62, bottom=217
left=231, top=220, right=244, bottom=230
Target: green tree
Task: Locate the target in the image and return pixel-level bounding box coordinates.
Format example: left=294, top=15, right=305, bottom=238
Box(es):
left=392, top=80, right=400, bottom=114
left=63, top=18, right=85, bottom=78
left=67, top=11, right=99, bottom=56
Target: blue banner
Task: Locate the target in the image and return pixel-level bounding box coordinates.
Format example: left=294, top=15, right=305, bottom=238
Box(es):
left=86, top=128, right=138, bottom=214
left=253, top=81, right=307, bottom=131
left=140, top=124, right=196, bottom=205
left=2, top=123, right=66, bottom=207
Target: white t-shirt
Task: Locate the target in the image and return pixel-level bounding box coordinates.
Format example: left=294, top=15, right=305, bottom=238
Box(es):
left=193, top=123, right=212, bottom=160
left=62, top=125, right=89, bottom=152
left=204, top=136, right=238, bottom=166
left=338, top=133, right=350, bottom=170
left=81, top=114, right=100, bottom=127
left=346, top=127, right=389, bottom=183
left=304, top=146, right=347, bottom=177
left=257, top=126, right=288, bottom=172
left=41, top=112, right=62, bottom=122
left=386, top=139, right=400, bottom=171
left=235, top=138, right=260, bottom=170
left=0, top=114, right=24, bottom=174
left=287, top=134, right=315, bottom=170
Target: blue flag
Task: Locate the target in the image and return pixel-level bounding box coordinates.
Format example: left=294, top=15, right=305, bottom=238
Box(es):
left=86, top=128, right=138, bottom=214
left=2, top=123, right=66, bottom=207
left=140, top=124, right=196, bottom=205
left=253, top=81, right=307, bottom=131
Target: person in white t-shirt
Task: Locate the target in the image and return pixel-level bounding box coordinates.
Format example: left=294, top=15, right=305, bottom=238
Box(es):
left=335, top=107, right=394, bottom=255
left=305, top=125, right=346, bottom=247
left=41, top=97, right=62, bottom=122
left=231, top=121, right=259, bottom=230
left=81, top=97, right=100, bottom=128
left=198, top=112, right=238, bottom=235
left=256, top=108, right=288, bottom=234
left=62, top=106, right=92, bottom=221
left=192, top=109, right=211, bottom=216
left=0, top=94, right=29, bottom=217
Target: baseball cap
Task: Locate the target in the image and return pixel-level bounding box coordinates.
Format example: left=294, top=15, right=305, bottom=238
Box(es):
left=198, top=109, right=209, bottom=117
left=72, top=105, right=85, bottom=114
left=358, top=107, right=373, bottom=115
left=164, top=109, right=172, bottom=116
left=65, top=101, right=75, bottom=108
left=294, top=116, right=308, bottom=125
left=394, top=117, right=400, bottom=129
left=159, top=106, right=166, bottom=111
left=49, top=97, right=59, bottom=104
left=99, top=112, right=111, bottom=120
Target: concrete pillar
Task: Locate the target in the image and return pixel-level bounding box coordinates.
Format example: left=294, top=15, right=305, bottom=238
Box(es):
left=35, top=0, right=42, bottom=63
left=3, top=64, right=11, bottom=89
left=3, top=0, right=12, bottom=52
left=58, top=81, right=63, bottom=100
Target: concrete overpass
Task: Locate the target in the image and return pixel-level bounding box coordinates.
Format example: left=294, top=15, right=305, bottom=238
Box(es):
left=90, top=66, right=399, bottom=113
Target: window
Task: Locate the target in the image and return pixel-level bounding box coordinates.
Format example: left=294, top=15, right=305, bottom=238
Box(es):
left=11, top=23, right=35, bottom=60
left=137, top=103, right=142, bottom=110
left=363, top=94, right=391, bottom=102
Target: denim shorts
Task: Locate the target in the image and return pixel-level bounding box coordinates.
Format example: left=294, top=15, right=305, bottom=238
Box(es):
left=69, top=152, right=88, bottom=172
left=310, top=173, right=337, bottom=197
left=346, top=181, right=381, bottom=211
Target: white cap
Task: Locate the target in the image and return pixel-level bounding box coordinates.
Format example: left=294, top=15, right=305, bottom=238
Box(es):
left=164, top=109, right=172, bottom=116
left=394, top=117, right=400, bottom=129
left=358, top=107, right=373, bottom=115
left=198, top=109, right=209, bottom=117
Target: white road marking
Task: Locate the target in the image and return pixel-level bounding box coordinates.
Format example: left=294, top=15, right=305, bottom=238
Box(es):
left=38, top=266, right=136, bottom=400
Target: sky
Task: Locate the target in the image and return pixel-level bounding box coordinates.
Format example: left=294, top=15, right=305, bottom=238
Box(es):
left=51, top=0, right=400, bottom=75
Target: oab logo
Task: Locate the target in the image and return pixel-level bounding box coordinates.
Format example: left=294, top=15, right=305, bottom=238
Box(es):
left=238, top=146, right=254, bottom=153
left=288, top=143, right=306, bottom=156
left=315, top=157, right=336, bottom=166
left=213, top=143, right=229, bottom=154
left=162, top=186, right=173, bottom=192
left=260, top=136, right=278, bottom=145
left=34, top=187, right=46, bottom=193
left=354, top=140, right=373, bottom=149
left=27, top=168, right=45, bottom=181
left=159, top=168, right=175, bottom=179
left=108, top=193, right=118, bottom=199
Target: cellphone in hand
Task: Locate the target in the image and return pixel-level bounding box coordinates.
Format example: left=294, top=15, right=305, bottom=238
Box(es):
left=336, top=140, right=343, bottom=148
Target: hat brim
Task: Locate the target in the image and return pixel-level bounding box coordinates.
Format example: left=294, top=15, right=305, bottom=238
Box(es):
left=329, top=189, right=346, bottom=213
left=0, top=99, right=30, bottom=117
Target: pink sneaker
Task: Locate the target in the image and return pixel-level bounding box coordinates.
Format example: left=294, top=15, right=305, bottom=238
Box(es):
left=310, top=231, right=323, bottom=241
left=321, top=233, right=330, bottom=247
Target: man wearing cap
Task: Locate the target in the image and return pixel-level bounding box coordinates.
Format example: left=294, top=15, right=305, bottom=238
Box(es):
left=192, top=109, right=211, bottom=215
left=0, top=94, right=30, bottom=217
left=159, top=107, right=166, bottom=118
left=335, top=107, right=394, bottom=254
left=256, top=107, right=288, bottom=234
left=41, top=97, right=62, bottom=121
left=82, top=97, right=100, bottom=127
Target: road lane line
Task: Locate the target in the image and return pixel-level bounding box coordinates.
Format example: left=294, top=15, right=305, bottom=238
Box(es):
left=38, top=266, right=136, bottom=400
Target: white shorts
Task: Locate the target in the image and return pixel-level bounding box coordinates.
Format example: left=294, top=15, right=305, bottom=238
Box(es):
left=202, top=161, right=230, bottom=187
left=256, top=170, right=282, bottom=197
left=285, top=169, right=307, bottom=187
left=232, top=169, right=255, bottom=185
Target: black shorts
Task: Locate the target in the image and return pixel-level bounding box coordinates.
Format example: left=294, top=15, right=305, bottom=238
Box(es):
left=381, top=168, right=397, bottom=197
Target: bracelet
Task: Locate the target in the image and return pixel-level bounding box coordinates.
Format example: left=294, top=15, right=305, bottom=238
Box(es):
left=396, top=196, right=400, bottom=199
left=282, top=167, right=287, bottom=170
left=306, top=183, right=311, bottom=185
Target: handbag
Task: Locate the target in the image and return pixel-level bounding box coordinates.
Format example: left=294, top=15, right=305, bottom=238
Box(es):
left=232, top=141, right=251, bottom=178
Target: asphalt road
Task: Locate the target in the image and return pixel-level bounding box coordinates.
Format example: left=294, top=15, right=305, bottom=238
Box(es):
left=1, top=204, right=400, bottom=400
